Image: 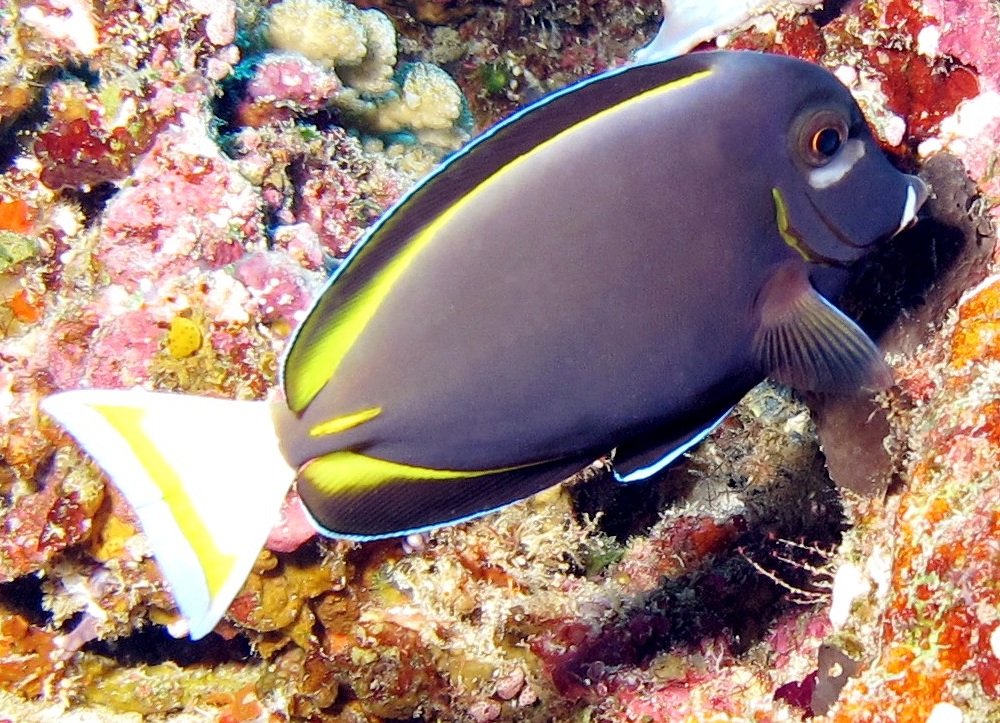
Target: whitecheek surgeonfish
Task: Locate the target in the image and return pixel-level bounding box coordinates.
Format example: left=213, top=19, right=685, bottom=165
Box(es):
left=42, top=49, right=928, bottom=639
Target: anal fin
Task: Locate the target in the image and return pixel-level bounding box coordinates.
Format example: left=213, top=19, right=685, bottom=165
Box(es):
left=612, top=407, right=733, bottom=483
left=297, top=451, right=595, bottom=539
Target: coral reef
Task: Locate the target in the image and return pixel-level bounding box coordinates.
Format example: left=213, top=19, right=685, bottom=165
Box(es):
left=267, top=0, right=373, bottom=68
left=230, top=0, right=471, bottom=146
left=1, top=0, right=1000, bottom=721
left=369, top=60, right=467, bottom=144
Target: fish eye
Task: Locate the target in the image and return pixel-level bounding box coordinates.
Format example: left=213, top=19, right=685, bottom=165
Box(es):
left=812, top=127, right=843, bottom=157
left=798, top=110, right=850, bottom=167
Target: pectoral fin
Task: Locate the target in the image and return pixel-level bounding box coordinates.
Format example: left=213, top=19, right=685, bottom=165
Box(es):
left=753, top=263, right=892, bottom=393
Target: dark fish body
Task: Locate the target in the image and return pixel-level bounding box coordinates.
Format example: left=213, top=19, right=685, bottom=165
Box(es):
left=40, top=50, right=929, bottom=637
left=275, top=50, right=926, bottom=538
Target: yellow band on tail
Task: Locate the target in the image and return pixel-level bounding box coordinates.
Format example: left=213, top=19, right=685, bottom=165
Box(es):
left=94, top=404, right=237, bottom=597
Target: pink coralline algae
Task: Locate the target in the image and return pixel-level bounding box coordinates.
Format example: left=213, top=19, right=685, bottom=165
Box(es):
left=915, top=0, right=1000, bottom=198
left=270, top=222, right=325, bottom=270
left=235, top=251, right=318, bottom=327
left=237, top=53, right=343, bottom=127
left=230, top=124, right=410, bottom=258
left=264, top=490, right=318, bottom=553
left=82, top=309, right=167, bottom=388
left=925, top=0, right=1000, bottom=84
left=96, top=115, right=267, bottom=291
left=294, top=169, right=366, bottom=257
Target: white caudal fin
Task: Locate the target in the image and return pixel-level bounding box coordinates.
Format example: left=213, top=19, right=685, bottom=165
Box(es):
left=41, top=389, right=296, bottom=640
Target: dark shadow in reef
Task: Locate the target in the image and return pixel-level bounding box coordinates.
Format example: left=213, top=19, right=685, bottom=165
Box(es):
left=0, top=576, right=252, bottom=672
left=62, top=182, right=120, bottom=227
left=83, top=623, right=253, bottom=667
left=570, top=465, right=693, bottom=541
left=811, top=0, right=858, bottom=27
left=78, top=543, right=334, bottom=667
left=0, top=70, right=52, bottom=173
left=550, top=471, right=846, bottom=697
left=0, top=575, right=51, bottom=627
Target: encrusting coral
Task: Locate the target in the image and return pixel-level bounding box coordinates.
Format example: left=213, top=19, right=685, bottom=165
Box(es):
left=369, top=61, right=469, bottom=144
left=267, top=0, right=372, bottom=68
left=250, top=0, right=470, bottom=146
left=2, top=0, right=1000, bottom=721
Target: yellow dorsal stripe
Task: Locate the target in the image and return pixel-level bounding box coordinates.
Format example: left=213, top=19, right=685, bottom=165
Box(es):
left=93, top=404, right=236, bottom=597
left=301, top=450, right=521, bottom=496
left=287, top=69, right=713, bottom=413
left=309, top=406, right=382, bottom=437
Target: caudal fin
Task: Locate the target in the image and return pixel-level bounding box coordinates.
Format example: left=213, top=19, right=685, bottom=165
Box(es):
left=41, top=389, right=296, bottom=639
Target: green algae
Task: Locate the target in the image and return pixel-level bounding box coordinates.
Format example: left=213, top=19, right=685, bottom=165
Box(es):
left=0, top=230, right=38, bottom=274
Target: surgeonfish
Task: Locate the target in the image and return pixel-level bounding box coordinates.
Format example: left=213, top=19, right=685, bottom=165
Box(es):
left=42, top=50, right=928, bottom=639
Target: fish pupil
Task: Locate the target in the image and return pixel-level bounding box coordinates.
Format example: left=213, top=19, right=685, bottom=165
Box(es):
left=812, top=127, right=842, bottom=157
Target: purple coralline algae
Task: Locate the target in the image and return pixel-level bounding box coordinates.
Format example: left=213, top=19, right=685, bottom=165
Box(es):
left=97, top=115, right=267, bottom=292
left=2, top=0, right=1000, bottom=721
left=238, top=53, right=344, bottom=126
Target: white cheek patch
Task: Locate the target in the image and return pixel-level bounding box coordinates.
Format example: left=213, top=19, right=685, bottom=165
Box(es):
left=808, top=139, right=866, bottom=190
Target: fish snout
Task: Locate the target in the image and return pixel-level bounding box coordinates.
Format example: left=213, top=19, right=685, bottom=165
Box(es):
left=897, top=175, right=930, bottom=234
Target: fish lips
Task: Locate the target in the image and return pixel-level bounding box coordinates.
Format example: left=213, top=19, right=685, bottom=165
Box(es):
left=796, top=171, right=930, bottom=267
left=896, top=175, right=930, bottom=234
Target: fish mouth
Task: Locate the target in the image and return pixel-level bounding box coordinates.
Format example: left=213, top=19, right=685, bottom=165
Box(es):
left=804, top=174, right=930, bottom=255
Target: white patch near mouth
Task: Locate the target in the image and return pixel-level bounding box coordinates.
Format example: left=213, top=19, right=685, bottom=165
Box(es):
left=807, top=139, right=865, bottom=190
left=895, top=184, right=919, bottom=235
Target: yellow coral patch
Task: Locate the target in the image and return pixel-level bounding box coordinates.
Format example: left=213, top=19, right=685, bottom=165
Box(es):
left=166, top=316, right=202, bottom=358
left=90, top=515, right=138, bottom=562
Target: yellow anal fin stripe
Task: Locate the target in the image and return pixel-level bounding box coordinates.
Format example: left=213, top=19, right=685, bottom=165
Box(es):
left=302, top=450, right=513, bottom=496
left=94, top=404, right=236, bottom=597
left=309, top=407, right=382, bottom=437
